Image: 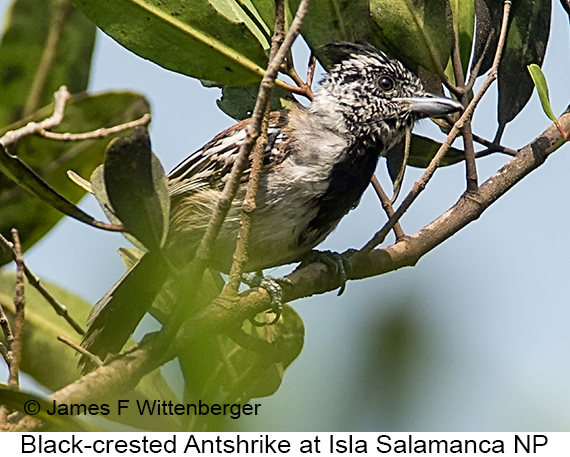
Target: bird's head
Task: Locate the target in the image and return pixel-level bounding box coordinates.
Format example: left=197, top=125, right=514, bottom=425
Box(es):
left=314, top=43, right=463, bottom=150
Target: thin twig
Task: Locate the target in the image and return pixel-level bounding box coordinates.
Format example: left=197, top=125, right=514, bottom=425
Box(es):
left=9, top=229, right=25, bottom=388
left=0, top=86, right=71, bottom=147
left=275, top=79, right=313, bottom=96
left=154, top=0, right=312, bottom=355
left=285, top=48, right=314, bottom=100
left=0, top=233, right=85, bottom=335
left=38, top=113, right=151, bottom=141
left=0, top=86, right=124, bottom=233
left=0, top=343, right=8, bottom=361
left=192, top=0, right=311, bottom=272
left=23, top=267, right=85, bottom=335
left=370, top=175, right=405, bottom=241
left=361, top=0, right=513, bottom=253
left=450, top=19, right=479, bottom=192
left=306, top=52, right=317, bottom=89
left=0, top=302, right=14, bottom=361
left=223, top=0, right=286, bottom=295
left=461, top=121, right=478, bottom=191
left=465, top=31, right=495, bottom=93
left=11, top=93, right=570, bottom=436
left=473, top=134, right=517, bottom=156
left=57, top=335, right=102, bottom=367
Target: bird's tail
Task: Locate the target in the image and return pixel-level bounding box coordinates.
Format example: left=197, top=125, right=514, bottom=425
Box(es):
left=80, top=251, right=169, bottom=372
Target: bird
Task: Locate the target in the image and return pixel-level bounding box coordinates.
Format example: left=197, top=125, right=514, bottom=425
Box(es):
left=80, top=42, right=463, bottom=370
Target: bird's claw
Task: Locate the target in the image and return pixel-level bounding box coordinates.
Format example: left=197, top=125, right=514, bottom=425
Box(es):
left=300, top=250, right=350, bottom=295
left=241, top=273, right=290, bottom=326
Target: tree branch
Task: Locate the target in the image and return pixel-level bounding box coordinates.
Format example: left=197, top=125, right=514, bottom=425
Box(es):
left=224, top=0, right=287, bottom=295
left=0, top=86, right=71, bottom=147
left=38, top=113, right=151, bottom=141
left=361, top=0, right=512, bottom=253
left=8, top=229, right=25, bottom=389
left=9, top=107, right=569, bottom=432
left=370, top=175, right=405, bottom=241
left=137, top=0, right=313, bottom=369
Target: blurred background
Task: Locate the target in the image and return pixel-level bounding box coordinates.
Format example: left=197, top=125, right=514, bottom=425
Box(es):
left=1, top=1, right=570, bottom=431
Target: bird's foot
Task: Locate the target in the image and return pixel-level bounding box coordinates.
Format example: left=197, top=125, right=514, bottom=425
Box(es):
left=299, top=250, right=351, bottom=295
left=241, top=273, right=292, bottom=326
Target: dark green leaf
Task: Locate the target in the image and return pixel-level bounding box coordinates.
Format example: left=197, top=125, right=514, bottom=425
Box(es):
left=103, top=127, right=170, bottom=251
left=90, top=166, right=147, bottom=251
left=402, top=134, right=465, bottom=168
left=90, top=165, right=144, bottom=250
left=117, top=247, right=146, bottom=270
left=290, top=0, right=371, bottom=51
left=471, top=0, right=501, bottom=76
left=178, top=304, right=304, bottom=430
left=527, top=63, right=557, bottom=123
left=216, top=85, right=297, bottom=120
left=250, top=0, right=280, bottom=29
left=0, top=92, right=150, bottom=267
left=71, top=0, right=271, bottom=85
left=448, top=0, right=475, bottom=78
left=370, top=0, right=453, bottom=75
left=497, top=0, right=551, bottom=134
left=0, top=0, right=96, bottom=125
left=0, top=143, right=106, bottom=239
left=386, top=132, right=411, bottom=201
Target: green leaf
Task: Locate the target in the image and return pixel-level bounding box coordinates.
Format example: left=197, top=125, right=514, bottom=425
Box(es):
left=216, top=84, right=297, bottom=120
left=0, top=0, right=96, bottom=125
left=527, top=63, right=557, bottom=123
left=386, top=131, right=411, bottom=201
left=386, top=134, right=465, bottom=169
left=103, top=127, right=170, bottom=251
left=117, top=247, right=146, bottom=270
left=0, top=91, right=151, bottom=267
left=289, top=0, right=371, bottom=49
left=470, top=0, right=500, bottom=76
left=250, top=0, right=281, bottom=29
left=210, top=0, right=272, bottom=49
left=497, top=0, right=551, bottom=133
left=447, top=0, right=475, bottom=78
left=178, top=304, right=304, bottom=430
left=71, top=0, right=271, bottom=85
left=0, top=272, right=182, bottom=431
left=0, top=143, right=107, bottom=240
left=370, top=0, right=452, bottom=75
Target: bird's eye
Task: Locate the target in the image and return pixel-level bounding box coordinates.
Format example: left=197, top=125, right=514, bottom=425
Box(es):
left=378, top=76, right=394, bottom=91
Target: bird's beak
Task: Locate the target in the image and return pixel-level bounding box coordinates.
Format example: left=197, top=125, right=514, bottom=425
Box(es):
left=394, top=95, right=464, bottom=118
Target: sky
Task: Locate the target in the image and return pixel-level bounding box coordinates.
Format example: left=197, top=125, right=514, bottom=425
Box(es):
left=1, top=1, right=570, bottom=431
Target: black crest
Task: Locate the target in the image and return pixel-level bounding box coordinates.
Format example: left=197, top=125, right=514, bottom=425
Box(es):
left=321, top=42, right=391, bottom=68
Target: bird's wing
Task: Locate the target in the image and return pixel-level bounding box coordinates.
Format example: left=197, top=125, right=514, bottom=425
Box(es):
left=167, top=110, right=292, bottom=198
